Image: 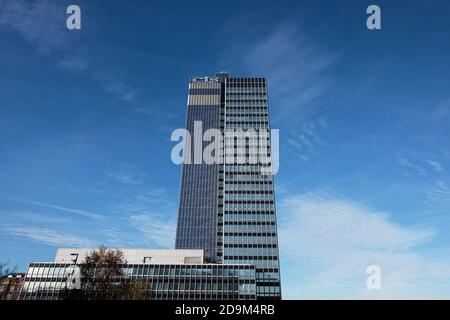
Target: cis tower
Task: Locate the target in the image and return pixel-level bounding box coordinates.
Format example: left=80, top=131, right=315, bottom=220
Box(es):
left=175, top=72, right=281, bottom=299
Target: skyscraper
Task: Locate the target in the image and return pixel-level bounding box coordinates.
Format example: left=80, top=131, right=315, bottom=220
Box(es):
left=175, top=72, right=281, bottom=299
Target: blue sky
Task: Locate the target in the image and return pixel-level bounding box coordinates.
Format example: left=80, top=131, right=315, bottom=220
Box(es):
left=1, top=0, right=450, bottom=299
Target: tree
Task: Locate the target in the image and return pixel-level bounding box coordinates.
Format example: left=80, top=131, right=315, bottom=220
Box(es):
left=81, top=245, right=126, bottom=300
left=0, top=261, right=19, bottom=300
left=0, top=261, right=17, bottom=277
left=61, top=245, right=151, bottom=300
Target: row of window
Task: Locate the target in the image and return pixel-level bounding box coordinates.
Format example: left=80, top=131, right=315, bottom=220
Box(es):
left=226, top=99, right=267, bottom=103
left=221, top=206, right=275, bottom=212
left=224, top=205, right=274, bottom=211
left=223, top=238, right=278, bottom=245
left=223, top=225, right=277, bottom=233
left=21, top=280, right=256, bottom=297
left=224, top=200, right=274, bottom=204
left=224, top=260, right=279, bottom=269
left=225, top=195, right=274, bottom=201
left=224, top=155, right=271, bottom=161
left=226, top=119, right=269, bottom=124
left=224, top=148, right=271, bottom=153
left=225, top=180, right=272, bottom=185
left=223, top=221, right=275, bottom=225
left=226, top=124, right=269, bottom=129
left=226, top=88, right=266, bottom=94
left=222, top=232, right=277, bottom=237
left=225, top=171, right=273, bottom=176
left=224, top=244, right=277, bottom=248
left=226, top=94, right=266, bottom=99
left=226, top=106, right=268, bottom=110
left=28, top=263, right=255, bottom=274
left=225, top=116, right=269, bottom=122
left=224, top=255, right=278, bottom=261
left=223, top=210, right=275, bottom=214
left=225, top=112, right=269, bottom=117
left=21, top=292, right=255, bottom=301
left=221, top=198, right=273, bottom=205
left=222, top=179, right=272, bottom=185
left=225, top=190, right=273, bottom=194
left=227, top=77, right=266, bottom=82
left=226, top=84, right=266, bottom=88
left=224, top=175, right=272, bottom=182
left=223, top=130, right=271, bottom=137
left=224, top=247, right=278, bottom=254
left=224, top=216, right=276, bottom=223
left=220, top=172, right=270, bottom=179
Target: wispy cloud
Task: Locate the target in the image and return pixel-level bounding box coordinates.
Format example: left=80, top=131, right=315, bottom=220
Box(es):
left=115, top=188, right=174, bottom=213
left=426, top=160, right=444, bottom=172
left=0, top=0, right=136, bottom=102
left=0, top=225, right=96, bottom=247
left=398, top=158, right=427, bottom=176
left=93, top=70, right=138, bottom=103
left=106, top=164, right=148, bottom=185
left=11, top=199, right=104, bottom=220
left=278, top=192, right=450, bottom=299
left=220, top=19, right=336, bottom=163
left=112, top=188, right=177, bottom=248
left=58, top=46, right=89, bottom=71
left=221, top=21, right=336, bottom=124
left=432, top=99, right=450, bottom=121
left=0, top=0, right=87, bottom=68
left=398, top=157, right=445, bottom=176
left=127, top=214, right=176, bottom=248
left=425, top=181, right=450, bottom=207
left=286, top=118, right=327, bottom=163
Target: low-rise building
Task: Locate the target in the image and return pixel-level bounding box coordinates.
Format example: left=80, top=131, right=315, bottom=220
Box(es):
left=0, top=273, right=25, bottom=300
left=20, top=248, right=256, bottom=300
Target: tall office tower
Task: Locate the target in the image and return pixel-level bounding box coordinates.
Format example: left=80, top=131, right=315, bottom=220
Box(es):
left=175, top=78, right=222, bottom=260
left=175, top=72, right=281, bottom=299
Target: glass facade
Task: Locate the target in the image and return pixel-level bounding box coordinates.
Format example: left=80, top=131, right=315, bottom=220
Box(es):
left=223, top=77, right=281, bottom=299
left=20, top=263, right=256, bottom=300
left=175, top=81, right=221, bottom=260
left=175, top=74, right=282, bottom=299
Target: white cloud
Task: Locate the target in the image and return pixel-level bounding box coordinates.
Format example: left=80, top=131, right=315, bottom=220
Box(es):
left=0, top=0, right=136, bottom=102
left=425, top=181, right=450, bottom=207
left=220, top=20, right=335, bottom=163
left=93, top=70, right=138, bottom=103
left=115, top=189, right=174, bottom=213
left=285, top=119, right=325, bottom=163
left=127, top=214, right=176, bottom=248
left=222, top=21, right=336, bottom=122
left=398, top=158, right=427, bottom=176
left=278, top=192, right=450, bottom=299
left=426, top=160, right=444, bottom=172
left=0, top=0, right=88, bottom=69
left=432, top=99, right=450, bottom=120
left=112, top=189, right=177, bottom=248
left=106, top=164, right=148, bottom=185
left=1, top=225, right=96, bottom=247
left=11, top=199, right=104, bottom=220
